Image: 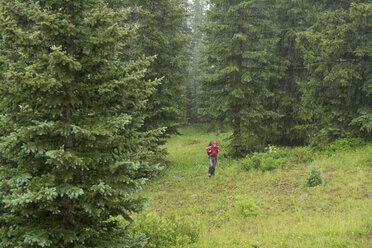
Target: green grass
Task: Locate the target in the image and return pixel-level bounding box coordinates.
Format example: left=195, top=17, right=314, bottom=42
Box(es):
left=136, top=126, right=372, bottom=248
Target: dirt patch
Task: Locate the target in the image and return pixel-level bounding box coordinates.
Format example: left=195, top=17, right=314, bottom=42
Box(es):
left=325, top=168, right=338, bottom=173
left=184, top=139, right=201, bottom=145
left=326, top=188, right=341, bottom=195
left=270, top=179, right=299, bottom=194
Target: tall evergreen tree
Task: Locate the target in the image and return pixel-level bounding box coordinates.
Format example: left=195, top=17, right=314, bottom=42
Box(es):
left=201, top=0, right=279, bottom=156
left=0, top=0, right=161, bottom=247
left=266, top=0, right=316, bottom=146
left=123, top=0, right=189, bottom=137
left=297, top=1, right=372, bottom=142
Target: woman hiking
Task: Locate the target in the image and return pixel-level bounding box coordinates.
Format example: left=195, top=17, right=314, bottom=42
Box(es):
left=206, top=141, right=221, bottom=177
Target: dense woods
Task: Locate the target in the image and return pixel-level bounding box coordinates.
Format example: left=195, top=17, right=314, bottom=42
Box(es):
left=194, top=0, right=372, bottom=156
left=0, top=0, right=371, bottom=247
left=122, top=0, right=189, bottom=138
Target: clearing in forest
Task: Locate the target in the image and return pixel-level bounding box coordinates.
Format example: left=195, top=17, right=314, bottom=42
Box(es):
left=135, top=126, right=371, bottom=248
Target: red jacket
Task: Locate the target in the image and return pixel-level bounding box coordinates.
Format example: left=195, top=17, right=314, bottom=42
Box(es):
left=206, top=146, right=220, bottom=158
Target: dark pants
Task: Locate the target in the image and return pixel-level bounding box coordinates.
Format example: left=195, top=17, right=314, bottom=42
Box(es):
left=208, top=158, right=217, bottom=176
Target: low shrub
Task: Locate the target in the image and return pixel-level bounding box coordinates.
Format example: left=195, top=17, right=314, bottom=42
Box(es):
left=235, top=196, right=260, bottom=217
left=321, top=138, right=365, bottom=155
left=241, top=145, right=314, bottom=171
left=241, top=152, right=277, bottom=171
left=362, top=157, right=372, bottom=167
left=306, top=163, right=324, bottom=187
left=287, top=146, right=314, bottom=164
left=131, top=212, right=199, bottom=248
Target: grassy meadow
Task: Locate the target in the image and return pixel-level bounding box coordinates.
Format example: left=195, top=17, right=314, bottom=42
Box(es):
left=134, top=126, right=372, bottom=248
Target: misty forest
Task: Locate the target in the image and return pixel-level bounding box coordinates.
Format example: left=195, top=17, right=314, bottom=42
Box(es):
left=0, top=0, right=371, bottom=247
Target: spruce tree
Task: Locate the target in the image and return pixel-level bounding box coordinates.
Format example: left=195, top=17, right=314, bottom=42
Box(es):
left=201, top=0, right=279, bottom=156
left=0, top=0, right=161, bottom=247
left=123, top=0, right=189, bottom=137
left=266, top=0, right=314, bottom=146
left=297, top=1, right=372, bottom=141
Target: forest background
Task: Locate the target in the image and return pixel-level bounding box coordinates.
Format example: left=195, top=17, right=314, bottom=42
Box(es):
left=0, top=0, right=371, bottom=247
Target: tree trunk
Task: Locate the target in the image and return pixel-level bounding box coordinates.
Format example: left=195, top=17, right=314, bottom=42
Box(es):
left=63, top=7, right=75, bottom=245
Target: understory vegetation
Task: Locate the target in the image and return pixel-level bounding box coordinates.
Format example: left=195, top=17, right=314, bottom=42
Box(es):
left=130, top=126, right=372, bottom=248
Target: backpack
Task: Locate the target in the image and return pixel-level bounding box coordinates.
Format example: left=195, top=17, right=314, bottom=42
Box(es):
left=207, top=141, right=219, bottom=156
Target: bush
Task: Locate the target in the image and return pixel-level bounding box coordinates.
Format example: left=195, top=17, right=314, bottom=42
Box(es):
left=241, top=145, right=314, bottom=171
left=362, top=157, right=372, bottom=167
left=287, top=146, right=314, bottom=164
left=306, top=164, right=324, bottom=187
left=320, top=138, right=365, bottom=155
left=235, top=196, right=260, bottom=217
left=241, top=153, right=275, bottom=171
left=241, top=145, right=288, bottom=171
left=131, top=212, right=199, bottom=248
